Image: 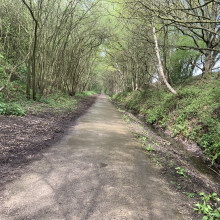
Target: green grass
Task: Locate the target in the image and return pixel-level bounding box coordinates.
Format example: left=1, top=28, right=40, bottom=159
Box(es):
left=35, top=93, right=78, bottom=112
left=113, top=77, right=220, bottom=163
left=0, top=92, right=78, bottom=115
left=0, top=82, right=95, bottom=116
left=76, top=91, right=97, bottom=97
left=183, top=192, right=196, bottom=198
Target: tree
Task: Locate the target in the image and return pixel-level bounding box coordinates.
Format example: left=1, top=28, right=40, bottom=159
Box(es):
left=139, top=0, right=220, bottom=75
left=21, top=0, right=38, bottom=100
left=152, top=17, right=177, bottom=94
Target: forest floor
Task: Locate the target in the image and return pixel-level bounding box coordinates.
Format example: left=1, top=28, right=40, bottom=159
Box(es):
left=0, top=95, right=219, bottom=220
left=0, top=95, right=97, bottom=189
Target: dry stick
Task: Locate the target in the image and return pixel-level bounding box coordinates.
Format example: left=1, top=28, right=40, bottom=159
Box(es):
left=208, top=166, right=220, bottom=178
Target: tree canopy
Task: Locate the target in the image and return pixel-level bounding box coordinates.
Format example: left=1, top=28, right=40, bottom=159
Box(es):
left=0, top=0, right=219, bottom=97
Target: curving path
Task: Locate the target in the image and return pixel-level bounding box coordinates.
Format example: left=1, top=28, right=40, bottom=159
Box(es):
left=0, top=95, right=188, bottom=220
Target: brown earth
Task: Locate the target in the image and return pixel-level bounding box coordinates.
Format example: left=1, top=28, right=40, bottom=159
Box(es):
left=0, top=95, right=97, bottom=189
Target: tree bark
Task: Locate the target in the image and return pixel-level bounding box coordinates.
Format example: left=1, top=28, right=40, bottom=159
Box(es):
left=26, top=61, right=31, bottom=99
left=203, top=50, right=213, bottom=76
left=152, top=17, right=177, bottom=95
left=21, top=0, right=38, bottom=100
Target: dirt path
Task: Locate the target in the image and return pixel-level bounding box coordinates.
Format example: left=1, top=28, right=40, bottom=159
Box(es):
left=0, top=96, right=96, bottom=187
left=0, top=95, right=193, bottom=220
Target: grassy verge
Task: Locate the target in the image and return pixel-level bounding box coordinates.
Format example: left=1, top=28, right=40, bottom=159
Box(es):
left=75, top=91, right=97, bottom=97
left=0, top=83, right=96, bottom=116
left=113, top=77, right=220, bottom=163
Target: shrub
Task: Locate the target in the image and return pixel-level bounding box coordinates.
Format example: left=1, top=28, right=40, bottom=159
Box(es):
left=0, top=102, right=25, bottom=116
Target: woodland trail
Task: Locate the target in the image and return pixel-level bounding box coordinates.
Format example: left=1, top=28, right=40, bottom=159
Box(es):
left=0, top=95, right=192, bottom=220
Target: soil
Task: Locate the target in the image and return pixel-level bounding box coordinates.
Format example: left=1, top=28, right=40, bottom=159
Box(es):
left=0, top=95, right=97, bottom=190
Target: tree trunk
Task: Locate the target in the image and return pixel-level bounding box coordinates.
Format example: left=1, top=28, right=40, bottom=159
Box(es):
left=152, top=17, right=177, bottom=94
left=26, top=62, right=31, bottom=99
left=135, top=64, right=139, bottom=90
left=21, top=0, right=38, bottom=100
left=203, top=50, right=213, bottom=76
left=31, top=15, right=38, bottom=100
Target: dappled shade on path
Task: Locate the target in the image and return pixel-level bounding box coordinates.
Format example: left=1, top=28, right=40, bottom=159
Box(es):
left=0, top=95, right=187, bottom=220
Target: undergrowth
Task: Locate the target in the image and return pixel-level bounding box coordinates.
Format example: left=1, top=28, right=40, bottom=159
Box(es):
left=194, top=192, right=220, bottom=220
left=113, top=77, right=220, bottom=163
left=0, top=81, right=96, bottom=116
left=76, top=91, right=97, bottom=97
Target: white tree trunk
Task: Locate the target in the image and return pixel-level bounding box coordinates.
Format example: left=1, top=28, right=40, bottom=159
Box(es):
left=152, top=17, right=177, bottom=94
